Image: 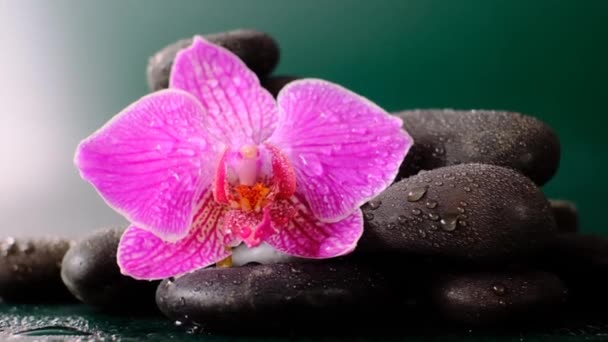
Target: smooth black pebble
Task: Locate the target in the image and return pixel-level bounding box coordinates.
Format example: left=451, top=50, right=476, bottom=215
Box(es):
left=61, top=227, right=159, bottom=311
left=395, top=109, right=560, bottom=185
left=156, top=261, right=408, bottom=333
left=147, top=29, right=280, bottom=91
left=550, top=200, right=578, bottom=233
left=261, top=75, right=299, bottom=97
left=542, top=234, right=608, bottom=308
left=431, top=271, right=567, bottom=326
left=360, top=163, right=556, bottom=262
left=0, top=237, right=74, bottom=302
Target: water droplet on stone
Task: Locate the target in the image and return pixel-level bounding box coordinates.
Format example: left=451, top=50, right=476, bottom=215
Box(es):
left=428, top=213, right=440, bottom=221
left=407, top=186, right=428, bottom=202
left=460, top=201, right=468, bottom=207
left=411, top=208, right=422, bottom=216
left=457, top=207, right=465, bottom=214
left=364, top=212, right=375, bottom=221
left=492, top=284, right=506, bottom=296
left=459, top=220, right=468, bottom=227
left=174, top=320, right=183, bottom=326
left=15, top=326, right=91, bottom=337
left=1, top=237, right=17, bottom=257
left=464, top=186, right=472, bottom=192
left=418, top=230, right=427, bottom=238
left=430, top=224, right=439, bottom=230
left=19, top=242, right=35, bottom=254
left=440, top=213, right=459, bottom=231
left=368, top=200, right=382, bottom=210
left=434, top=181, right=443, bottom=186
left=425, top=200, right=438, bottom=209
left=397, top=215, right=408, bottom=224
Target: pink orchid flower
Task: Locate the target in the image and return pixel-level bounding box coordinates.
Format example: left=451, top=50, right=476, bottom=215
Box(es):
left=75, top=36, right=412, bottom=280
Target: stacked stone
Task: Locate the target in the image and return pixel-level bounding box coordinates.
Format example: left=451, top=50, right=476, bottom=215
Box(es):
left=0, top=30, right=603, bottom=335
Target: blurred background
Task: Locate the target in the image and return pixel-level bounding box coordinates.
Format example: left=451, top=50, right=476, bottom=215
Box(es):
left=0, top=0, right=606, bottom=238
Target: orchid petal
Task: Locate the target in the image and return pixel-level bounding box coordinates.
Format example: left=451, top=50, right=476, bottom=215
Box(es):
left=269, top=79, right=413, bottom=222
left=75, top=90, right=219, bottom=241
left=170, top=36, right=277, bottom=146
left=265, top=195, right=363, bottom=258
left=117, top=189, right=229, bottom=280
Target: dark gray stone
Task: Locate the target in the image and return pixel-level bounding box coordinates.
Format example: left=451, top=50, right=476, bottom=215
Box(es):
left=542, top=234, right=608, bottom=307
left=156, top=261, right=403, bottom=332
left=431, top=271, right=567, bottom=325
left=147, top=29, right=280, bottom=91
left=0, top=237, right=73, bottom=302
left=550, top=200, right=579, bottom=233
left=395, top=109, right=560, bottom=185
left=360, top=163, right=556, bottom=262
left=61, top=227, right=158, bottom=310
left=261, top=75, right=299, bottom=97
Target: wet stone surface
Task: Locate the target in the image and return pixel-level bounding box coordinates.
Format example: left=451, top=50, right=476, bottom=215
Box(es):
left=550, top=200, right=579, bottom=233
left=541, top=234, right=608, bottom=308
left=431, top=271, right=568, bottom=326
left=61, top=227, right=159, bottom=311
left=0, top=237, right=74, bottom=303
left=147, top=29, right=280, bottom=91
left=360, top=163, right=556, bottom=262
left=394, top=109, right=560, bottom=185
left=156, top=260, right=410, bottom=333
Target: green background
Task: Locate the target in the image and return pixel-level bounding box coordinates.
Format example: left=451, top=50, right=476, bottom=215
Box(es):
left=2, top=0, right=607, bottom=235
left=69, top=0, right=606, bottom=234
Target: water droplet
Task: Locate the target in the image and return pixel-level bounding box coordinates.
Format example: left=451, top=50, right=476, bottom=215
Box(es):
left=440, top=213, right=459, bottom=231
left=298, top=154, right=323, bottom=176
left=472, top=183, right=480, bottom=188
left=424, top=177, right=432, bottom=183
left=368, top=200, right=382, bottom=210
left=364, top=212, right=375, bottom=221
left=460, top=201, right=468, bottom=207
left=492, top=284, right=506, bottom=296
left=434, top=181, right=443, bottom=186
left=459, top=220, right=468, bottom=227
left=386, top=223, right=397, bottom=230
left=428, top=213, right=440, bottom=221
left=425, top=200, right=438, bottom=209
left=174, top=320, right=183, bottom=326
left=1, top=237, right=18, bottom=257
left=397, top=215, right=408, bottom=224
left=14, top=326, right=91, bottom=337
left=17, top=242, right=34, bottom=254
left=457, top=207, right=465, bottom=214
left=498, top=300, right=506, bottom=306
left=430, top=224, right=439, bottom=230
left=411, top=209, right=422, bottom=216
left=434, top=147, right=445, bottom=155
left=407, top=186, right=428, bottom=202
left=463, top=186, right=472, bottom=192
left=418, top=230, right=427, bottom=238
left=328, top=267, right=337, bottom=272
